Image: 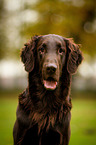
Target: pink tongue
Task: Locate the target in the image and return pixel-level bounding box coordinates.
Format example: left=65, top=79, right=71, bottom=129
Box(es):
left=43, top=80, right=57, bottom=90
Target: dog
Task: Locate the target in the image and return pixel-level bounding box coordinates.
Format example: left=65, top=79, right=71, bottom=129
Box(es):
left=13, top=34, right=83, bottom=145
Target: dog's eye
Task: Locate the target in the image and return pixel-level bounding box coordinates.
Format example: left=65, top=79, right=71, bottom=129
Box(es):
left=58, top=48, right=64, bottom=54
left=39, top=47, right=45, bottom=54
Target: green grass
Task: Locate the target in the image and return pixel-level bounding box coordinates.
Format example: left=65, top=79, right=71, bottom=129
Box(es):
left=0, top=98, right=18, bottom=145
left=70, top=99, right=96, bottom=145
left=0, top=90, right=96, bottom=145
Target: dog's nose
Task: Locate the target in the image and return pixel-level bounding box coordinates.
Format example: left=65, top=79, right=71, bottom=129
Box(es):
left=46, top=63, right=57, bottom=74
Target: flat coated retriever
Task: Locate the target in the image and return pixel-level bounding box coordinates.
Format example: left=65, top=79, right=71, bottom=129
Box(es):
left=13, top=34, right=83, bottom=145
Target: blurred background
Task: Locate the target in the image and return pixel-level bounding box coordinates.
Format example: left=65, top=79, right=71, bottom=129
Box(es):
left=0, top=0, right=96, bottom=145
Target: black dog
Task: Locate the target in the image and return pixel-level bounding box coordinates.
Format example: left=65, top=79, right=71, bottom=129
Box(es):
left=13, top=34, right=83, bottom=145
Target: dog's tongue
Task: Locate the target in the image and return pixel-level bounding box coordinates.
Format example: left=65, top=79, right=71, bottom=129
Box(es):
left=43, top=80, right=57, bottom=90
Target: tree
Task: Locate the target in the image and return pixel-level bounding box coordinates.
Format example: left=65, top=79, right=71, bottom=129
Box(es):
left=0, top=0, right=96, bottom=59
left=21, top=0, right=96, bottom=56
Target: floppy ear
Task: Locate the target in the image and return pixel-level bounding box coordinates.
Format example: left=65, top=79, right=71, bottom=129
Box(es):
left=20, top=36, right=39, bottom=72
left=66, top=38, right=83, bottom=74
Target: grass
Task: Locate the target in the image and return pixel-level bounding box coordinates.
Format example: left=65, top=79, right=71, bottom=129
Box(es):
left=70, top=99, right=96, bottom=145
left=0, top=98, right=17, bottom=145
left=0, top=90, right=96, bottom=145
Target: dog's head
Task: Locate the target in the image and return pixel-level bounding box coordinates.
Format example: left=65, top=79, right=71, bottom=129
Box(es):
left=21, top=34, right=83, bottom=90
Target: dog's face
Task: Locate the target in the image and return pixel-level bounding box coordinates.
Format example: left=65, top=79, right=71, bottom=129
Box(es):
left=21, top=34, right=83, bottom=90
left=37, top=34, right=67, bottom=90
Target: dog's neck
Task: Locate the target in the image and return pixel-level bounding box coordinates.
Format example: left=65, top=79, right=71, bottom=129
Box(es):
left=19, top=69, right=72, bottom=132
left=28, top=71, right=60, bottom=108
left=28, top=68, right=72, bottom=112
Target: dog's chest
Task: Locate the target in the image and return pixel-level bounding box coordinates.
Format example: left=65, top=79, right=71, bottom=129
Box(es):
left=31, top=106, right=65, bottom=134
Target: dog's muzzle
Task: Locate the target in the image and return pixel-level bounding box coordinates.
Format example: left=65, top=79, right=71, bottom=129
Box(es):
left=43, top=61, right=59, bottom=90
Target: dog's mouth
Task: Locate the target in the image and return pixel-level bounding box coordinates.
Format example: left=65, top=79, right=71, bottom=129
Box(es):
left=43, top=77, right=57, bottom=90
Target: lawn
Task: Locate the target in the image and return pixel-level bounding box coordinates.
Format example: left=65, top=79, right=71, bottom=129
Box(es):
left=0, top=90, right=96, bottom=145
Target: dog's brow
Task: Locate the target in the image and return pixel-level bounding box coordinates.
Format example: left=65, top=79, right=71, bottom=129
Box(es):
left=42, top=43, right=47, bottom=47
left=56, top=42, right=62, bottom=47
left=38, top=43, right=47, bottom=49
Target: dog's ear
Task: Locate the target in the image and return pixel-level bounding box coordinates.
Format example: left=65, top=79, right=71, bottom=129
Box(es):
left=20, top=36, right=39, bottom=72
left=65, top=38, right=83, bottom=74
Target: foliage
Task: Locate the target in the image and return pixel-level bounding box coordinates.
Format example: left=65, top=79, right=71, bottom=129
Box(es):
left=21, top=0, right=96, bottom=55
left=0, top=0, right=96, bottom=59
